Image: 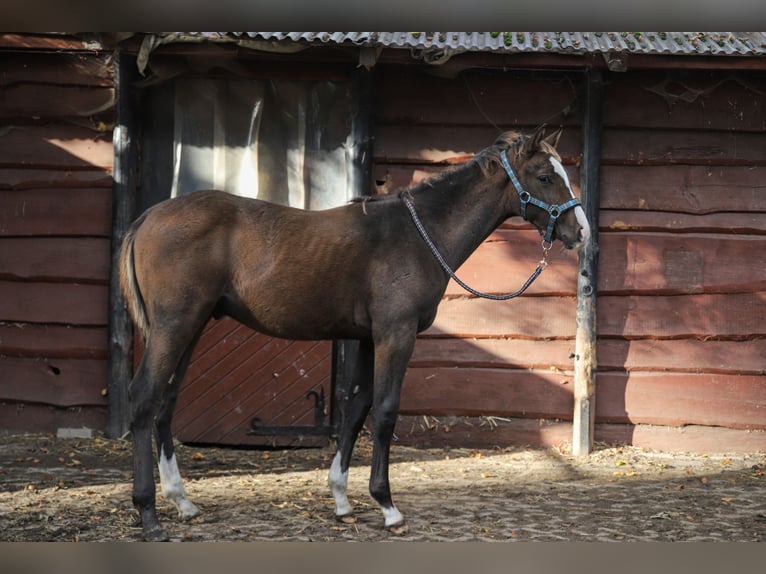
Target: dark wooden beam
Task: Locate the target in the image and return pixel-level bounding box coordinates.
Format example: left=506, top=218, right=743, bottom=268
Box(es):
left=573, top=66, right=603, bottom=456
left=330, top=65, right=375, bottom=436
left=106, top=50, right=138, bottom=439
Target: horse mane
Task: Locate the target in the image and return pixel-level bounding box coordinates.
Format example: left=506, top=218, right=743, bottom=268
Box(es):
left=349, top=162, right=481, bottom=207
left=351, top=129, right=559, bottom=206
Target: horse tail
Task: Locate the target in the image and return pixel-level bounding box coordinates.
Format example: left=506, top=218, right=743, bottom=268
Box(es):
left=119, top=213, right=150, bottom=340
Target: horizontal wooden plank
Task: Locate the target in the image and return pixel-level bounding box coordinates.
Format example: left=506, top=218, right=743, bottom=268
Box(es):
left=597, top=371, right=766, bottom=429
left=191, top=433, right=329, bottom=449
left=600, top=165, right=766, bottom=213
left=401, top=367, right=766, bottom=429
left=147, top=52, right=355, bottom=82
left=411, top=338, right=577, bottom=370
left=0, top=237, right=110, bottom=283
left=0, top=52, right=114, bottom=87
left=0, top=85, right=114, bottom=122
left=376, top=67, right=583, bottom=128
left=0, top=33, right=98, bottom=51
left=0, top=125, right=114, bottom=169
left=0, top=168, right=113, bottom=190
left=0, top=188, right=112, bottom=236
left=600, top=210, right=766, bottom=234
left=599, top=339, right=766, bottom=375
left=600, top=422, right=766, bottom=453
left=603, top=69, right=766, bottom=131
left=401, top=366, right=573, bottom=419
left=0, top=402, right=106, bottom=435
left=0, top=356, right=108, bottom=407
left=428, top=292, right=766, bottom=340
left=374, top=124, right=583, bottom=164
left=393, top=416, right=766, bottom=453
left=376, top=125, right=766, bottom=167
left=598, top=292, right=766, bottom=339
left=374, top=125, right=497, bottom=164
left=411, top=338, right=765, bottom=375
left=0, top=323, right=107, bottom=359
left=425, top=296, right=577, bottom=338
left=0, top=281, right=108, bottom=325
left=598, top=233, right=766, bottom=295
left=393, top=415, right=575, bottom=449
left=602, top=128, right=766, bottom=165
left=444, top=229, right=580, bottom=297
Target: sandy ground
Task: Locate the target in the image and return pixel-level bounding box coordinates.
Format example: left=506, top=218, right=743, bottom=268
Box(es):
left=1, top=431, right=764, bottom=542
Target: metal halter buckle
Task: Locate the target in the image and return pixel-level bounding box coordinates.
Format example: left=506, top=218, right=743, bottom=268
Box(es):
left=499, top=150, right=581, bottom=244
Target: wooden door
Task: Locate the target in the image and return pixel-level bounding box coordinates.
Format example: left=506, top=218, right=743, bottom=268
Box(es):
left=134, top=317, right=333, bottom=447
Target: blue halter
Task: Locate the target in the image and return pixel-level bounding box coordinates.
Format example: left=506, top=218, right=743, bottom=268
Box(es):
left=500, top=149, right=582, bottom=245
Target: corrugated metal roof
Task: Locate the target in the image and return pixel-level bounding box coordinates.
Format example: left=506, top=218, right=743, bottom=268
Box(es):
left=175, top=31, right=766, bottom=57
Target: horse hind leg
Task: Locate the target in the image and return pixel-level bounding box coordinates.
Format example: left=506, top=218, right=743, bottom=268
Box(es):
left=328, top=339, right=374, bottom=523
left=129, top=343, right=176, bottom=541
left=129, top=325, right=204, bottom=541
left=155, top=336, right=202, bottom=521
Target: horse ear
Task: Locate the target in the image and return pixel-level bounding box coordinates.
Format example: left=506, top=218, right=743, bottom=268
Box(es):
left=520, top=124, right=547, bottom=157
left=543, top=127, right=563, bottom=150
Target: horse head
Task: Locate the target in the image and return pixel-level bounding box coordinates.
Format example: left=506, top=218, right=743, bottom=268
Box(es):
left=498, top=126, right=590, bottom=250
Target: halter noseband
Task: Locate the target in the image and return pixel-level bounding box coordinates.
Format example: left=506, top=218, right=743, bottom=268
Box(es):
left=500, top=149, right=581, bottom=245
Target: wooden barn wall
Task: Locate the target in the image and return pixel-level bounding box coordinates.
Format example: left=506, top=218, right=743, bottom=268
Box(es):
left=591, top=68, right=765, bottom=449
left=372, top=64, right=766, bottom=451
left=0, top=47, right=115, bottom=433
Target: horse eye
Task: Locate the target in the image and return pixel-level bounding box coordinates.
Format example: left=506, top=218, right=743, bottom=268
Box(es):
left=538, top=174, right=552, bottom=184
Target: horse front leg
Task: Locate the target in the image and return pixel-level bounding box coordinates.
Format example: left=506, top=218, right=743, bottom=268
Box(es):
left=368, top=326, right=417, bottom=535
left=328, top=339, right=374, bottom=523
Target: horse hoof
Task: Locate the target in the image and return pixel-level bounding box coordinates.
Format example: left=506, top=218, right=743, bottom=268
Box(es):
left=143, top=525, right=170, bottom=542
left=387, top=521, right=409, bottom=535
left=336, top=513, right=357, bottom=525
left=177, top=502, right=201, bottom=521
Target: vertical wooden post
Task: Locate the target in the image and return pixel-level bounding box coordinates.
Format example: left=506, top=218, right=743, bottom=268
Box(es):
left=331, top=64, right=374, bottom=435
left=107, top=50, right=138, bottom=439
left=573, top=66, right=603, bottom=456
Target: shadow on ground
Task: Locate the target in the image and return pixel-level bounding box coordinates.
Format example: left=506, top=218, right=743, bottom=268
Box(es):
left=1, top=432, right=764, bottom=541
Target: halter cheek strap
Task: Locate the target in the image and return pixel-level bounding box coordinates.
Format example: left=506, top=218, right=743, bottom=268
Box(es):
left=500, top=150, right=581, bottom=245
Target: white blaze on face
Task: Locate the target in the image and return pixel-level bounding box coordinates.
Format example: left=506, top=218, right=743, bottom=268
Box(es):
left=549, top=156, right=590, bottom=244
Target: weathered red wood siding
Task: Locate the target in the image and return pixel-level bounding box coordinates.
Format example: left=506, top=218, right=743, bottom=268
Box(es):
left=591, top=69, right=766, bottom=450
left=373, top=66, right=766, bottom=451
left=0, top=45, right=115, bottom=433
left=1, top=39, right=763, bottom=453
